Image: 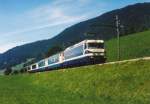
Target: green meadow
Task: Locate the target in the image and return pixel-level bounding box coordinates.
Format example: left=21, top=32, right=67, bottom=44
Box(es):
left=106, top=30, right=150, bottom=61
left=0, top=59, right=150, bottom=104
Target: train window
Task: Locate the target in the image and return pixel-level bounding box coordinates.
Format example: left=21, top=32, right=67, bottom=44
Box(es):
left=32, top=64, right=36, bottom=69
left=38, top=61, right=45, bottom=67
left=64, top=45, right=83, bottom=59
left=88, top=43, right=104, bottom=49
left=48, top=54, right=59, bottom=65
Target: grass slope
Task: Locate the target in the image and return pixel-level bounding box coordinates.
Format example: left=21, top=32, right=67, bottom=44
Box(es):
left=106, top=30, right=150, bottom=61
left=0, top=59, right=150, bottom=104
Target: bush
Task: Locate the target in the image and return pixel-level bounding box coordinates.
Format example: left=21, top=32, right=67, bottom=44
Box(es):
left=4, top=67, right=12, bottom=75
left=13, top=70, right=19, bottom=75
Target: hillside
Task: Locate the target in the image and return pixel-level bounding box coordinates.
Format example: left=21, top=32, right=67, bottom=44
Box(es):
left=0, top=59, right=150, bottom=104
left=106, top=30, right=150, bottom=61
left=0, top=3, right=150, bottom=69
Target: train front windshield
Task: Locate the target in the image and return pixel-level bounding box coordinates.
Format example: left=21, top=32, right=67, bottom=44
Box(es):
left=88, top=43, right=104, bottom=49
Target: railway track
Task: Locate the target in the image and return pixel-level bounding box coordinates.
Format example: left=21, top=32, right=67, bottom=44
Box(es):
left=99, top=57, right=150, bottom=66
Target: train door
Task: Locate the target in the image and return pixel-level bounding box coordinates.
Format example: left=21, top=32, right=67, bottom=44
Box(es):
left=59, top=52, right=64, bottom=62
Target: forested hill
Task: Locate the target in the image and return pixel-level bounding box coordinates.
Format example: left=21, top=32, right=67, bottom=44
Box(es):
left=0, top=3, right=150, bottom=69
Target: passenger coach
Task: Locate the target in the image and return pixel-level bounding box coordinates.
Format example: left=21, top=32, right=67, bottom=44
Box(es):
left=28, top=39, right=106, bottom=72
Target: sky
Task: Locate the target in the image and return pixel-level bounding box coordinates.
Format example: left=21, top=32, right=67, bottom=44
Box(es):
left=0, top=0, right=149, bottom=53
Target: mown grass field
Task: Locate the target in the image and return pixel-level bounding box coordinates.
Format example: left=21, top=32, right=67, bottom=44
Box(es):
left=0, top=59, right=150, bottom=104
left=106, top=30, right=150, bottom=61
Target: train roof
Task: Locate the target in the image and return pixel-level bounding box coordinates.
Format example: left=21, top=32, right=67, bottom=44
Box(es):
left=85, top=39, right=104, bottom=43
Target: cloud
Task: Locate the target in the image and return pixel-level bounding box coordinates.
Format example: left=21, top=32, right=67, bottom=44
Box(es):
left=0, top=43, right=20, bottom=53
left=0, top=0, right=107, bottom=53
left=1, top=15, right=87, bottom=38
left=1, top=0, right=91, bottom=38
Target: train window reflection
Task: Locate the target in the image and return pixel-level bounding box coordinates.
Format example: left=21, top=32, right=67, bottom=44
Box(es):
left=64, top=45, right=83, bottom=59
left=48, top=54, right=59, bottom=65
left=38, top=61, right=45, bottom=67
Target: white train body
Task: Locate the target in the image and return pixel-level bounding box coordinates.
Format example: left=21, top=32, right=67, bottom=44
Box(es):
left=28, top=39, right=106, bottom=72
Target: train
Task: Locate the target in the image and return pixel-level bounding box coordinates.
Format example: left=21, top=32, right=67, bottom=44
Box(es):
left=28, top=39, right=106, bottom=72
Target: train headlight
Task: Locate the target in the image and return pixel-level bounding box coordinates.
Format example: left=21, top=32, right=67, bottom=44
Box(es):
left=90, top=56, right=94, bottom=58
left=100, top=53, right=104, bottom=56
left=93, top=53, right=104, bottom=56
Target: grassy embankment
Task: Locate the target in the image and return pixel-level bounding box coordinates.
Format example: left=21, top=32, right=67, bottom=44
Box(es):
left=0, top=59, right=150, bottom=104
left=106, top=30, right=150, bottom=61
